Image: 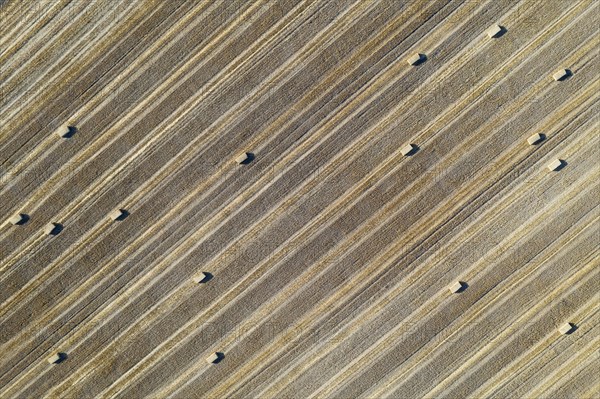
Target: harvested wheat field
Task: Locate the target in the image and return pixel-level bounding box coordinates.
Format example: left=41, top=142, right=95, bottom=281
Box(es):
left=1, top=0, right=599, bottom=398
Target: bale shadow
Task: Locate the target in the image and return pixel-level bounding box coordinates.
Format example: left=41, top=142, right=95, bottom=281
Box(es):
left=49, top=223, right=63, bottom=235
left=114, top=209, right=130, bottom=221
left=15, top=214, right=30, bottom=225
left=564, top=324, right=578, bottom=334
left=213, top=352, right=224, bottom=363
left=413, top=54, right=427, bottom=66
left=535, top=133, right=546, bottom=144
left=240, top=153, right=255, bottom=164
left=56, top=353, right=68, bottom=363
left=554, top=159, right=567, bottom=171
left=63, top=126, right=77, bottom=138
left=492, top=26, right=507, bottom=38
left=200, top=272, right=213, bottom=283
left=456, top=281, right=468, bottom=293
left=557, top=69, right=573, bottom=81
left=406, top=144, right=420, bottom=156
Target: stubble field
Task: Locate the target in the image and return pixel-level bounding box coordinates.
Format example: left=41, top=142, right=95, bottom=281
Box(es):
left=1, top=0, right=598, bottom=398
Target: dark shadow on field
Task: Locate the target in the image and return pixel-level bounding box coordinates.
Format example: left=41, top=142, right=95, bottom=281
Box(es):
left=554, top=159, right=567, bottom=171
left=557, top=69, right=573, bottom=81
left=56, top=353, right=68, bottom=363
left=564, top=324, right=578, bottom=334
left=49, top=223, right=63, bottom=235
left=413, top=54, right=427, bottom=66
left=200, top=272, right=213, bottom=283
left=534, top=133, right=546, bottom=144
left=455, top=281, right=468, bottom=293
left=493, top=26, right=507, bottom=38
left=15, top=214, right=30, bottom=225
left=114, top=209, right=130, bottom=221
left=213, top=352, right=224, bottom=363
left=63, top=126, right=78, bottom=138
left=406, top=145, right=420, bottom=156
left=240, top=153, right=255, bottom=164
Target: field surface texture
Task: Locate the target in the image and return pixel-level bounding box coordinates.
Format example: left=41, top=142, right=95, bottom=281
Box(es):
left=1, top=0, right=599, bottom=398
